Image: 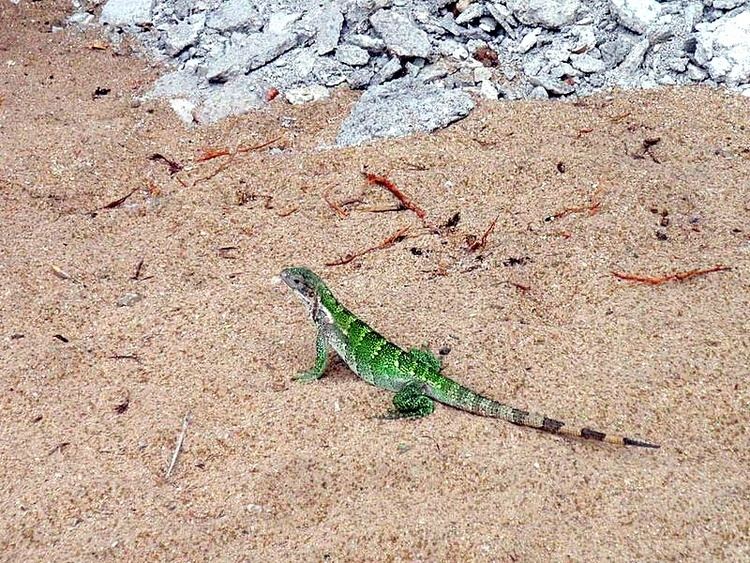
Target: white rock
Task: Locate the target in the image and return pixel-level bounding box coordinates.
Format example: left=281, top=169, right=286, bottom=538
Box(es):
left=550, top=62, right=579, bottom=78
left=507, top=0, right=581, bottom=29
left=474, top=66, right=492, bottom=82
left=694, top=10, right=750, bottom=85
left=371, top=57, right=403, bottom=85
left=686, top=63, right=708, bottom=81
left=347, top=67, right=375, bottom=88
left=145, top=69, right=204, bottom=103
left=314, top=6, right=344, bottom=55
left=667, top=57, right=688, bottom=72
left=570, top=53, right=607, bottom=73
left=370, top=9, right=432, bottom=58
left=529, top=74, right=574, bottom=95
left=529, top=85, right=549, bottom=99
left=438, top=39, right=458, bottom=57
left=570, top=25, right=597, bottom=53
left=419, top=63, right=450, bottom=83
left=347, top=34, right=386, bottom=52
left=169, top=98, right=196, bottom=125
left=196, top=76, right=264, bottom=122
left=656, top=74, right=677, bottom=85
left=683, top=2, right=705, bottom=31
left=479, top=80, right=499, bottom=100
left=336, top=45, right=370, bottom=66
left=617, top=38, right=650, bottom=76
left=545, top=44, right=571, bottom=63
left=336, top=78, right=475, bottom=146
left=205, top=0, right=261, bottom=32
left=486, top=2, right=511, bottom=24
left=519, top=28, right=542, bottom=53
left=452, top=45, right=470, bottom=60
left=648, top=25, right=674, bottom=45
left=523, top=57, right=543, bottom=76
left=479, top=17, right=497, bottom=32
left=285, top=85, right=330, bottom=105
left=116, top=292, right=143, bottom=307
left=609, top=0, right=661, bottom=34
left=405, top=60, right=425, bottom=77
left=267, top=12, right=303, bottom=35
left=68, top=12, right=95, bottom=25
left=164, top=13, right=205, bottom=56
left=713, top=0, right=746, bottom=8
left=100, top=0, right=153, bottom=27
left=455, top=2, right=484, bottom=25
left=205, top=31, right=303, bottom=81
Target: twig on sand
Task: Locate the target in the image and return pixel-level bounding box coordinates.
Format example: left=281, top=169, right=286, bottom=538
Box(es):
left=323, top=192, right=350, bottom=218
left=166, top=412, right=191, bottom=479
left=325, top=226, right=410, bottom=267
left=363, top=172, right=427, bottom=224
left=466, top=215, right=499, bottom=253
left=196, top=136, right=282, bottom=162
left=612, top=264, right=731, bottom=285
left=194, top=137, right=282, bottom=184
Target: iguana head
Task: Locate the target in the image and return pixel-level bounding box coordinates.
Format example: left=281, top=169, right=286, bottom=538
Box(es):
left=280, top=267, right=325, bottom=307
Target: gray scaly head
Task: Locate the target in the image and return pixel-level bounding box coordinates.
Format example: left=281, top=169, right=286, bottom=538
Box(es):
left=280, top=267, right=323, bottom=307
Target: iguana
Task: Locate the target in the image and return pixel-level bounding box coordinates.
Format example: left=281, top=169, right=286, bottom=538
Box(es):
left=280, top=267, right=659, bottom=448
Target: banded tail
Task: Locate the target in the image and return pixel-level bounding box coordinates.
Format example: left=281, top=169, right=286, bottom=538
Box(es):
left=435, top=382, right=659, bottom=448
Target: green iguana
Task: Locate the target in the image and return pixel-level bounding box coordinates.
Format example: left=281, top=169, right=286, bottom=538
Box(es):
left=281, top=267, right=659, bottom=448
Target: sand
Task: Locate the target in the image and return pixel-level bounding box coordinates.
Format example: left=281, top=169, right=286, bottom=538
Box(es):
left=1, top=3, right=749, bottom=561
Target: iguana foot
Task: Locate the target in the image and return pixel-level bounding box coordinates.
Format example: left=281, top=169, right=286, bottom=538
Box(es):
left=292, top=370, right=323, bottom=382
left=375, top=381, right=435, bottom=419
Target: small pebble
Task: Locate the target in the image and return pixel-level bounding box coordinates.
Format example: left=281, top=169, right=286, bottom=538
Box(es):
left=116, top=292, right=143, bottom=307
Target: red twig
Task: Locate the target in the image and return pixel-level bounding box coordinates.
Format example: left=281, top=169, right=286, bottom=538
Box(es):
left=550, top=198, right=601, bottom=221
left=149, top=153, right=183, bottom=175
left=323, top=192, right=349, bottom=219
left=197, top=148, right=230, bottom=161
left=612, top=264, right=731, bottom=285
left=467, top=215, right=499, bottom=252
left=509, top=281, right=531, bottom=291
left=277, top=206, right=299, bottom=217
left=547, top=185, right=604, bottom=222
left=100, top=188, right=137, bottom=210
left=236, top=136, right=282, bottom=155
left=197, top=136, right=281, bottom=162
left=131, top=257, right=144, bottom=280
left=364, top=173, right=426, bottom=223
left=325, top=227, right=410, bottom=267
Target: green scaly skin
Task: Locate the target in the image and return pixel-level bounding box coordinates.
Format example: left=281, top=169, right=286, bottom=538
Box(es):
left=281, top=267, right=659, bottom=449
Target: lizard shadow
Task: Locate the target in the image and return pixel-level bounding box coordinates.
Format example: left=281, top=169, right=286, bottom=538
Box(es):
left=321, top=355, right=360, bottom=384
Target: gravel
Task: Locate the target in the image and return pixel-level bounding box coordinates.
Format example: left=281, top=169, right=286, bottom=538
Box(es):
left=55, top=0, right=750, bottom=145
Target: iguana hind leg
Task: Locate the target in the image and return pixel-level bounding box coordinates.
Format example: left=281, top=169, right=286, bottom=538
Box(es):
left=377, top=381, right=435, bottom=419
left=292, top=330, right=329, bottom=382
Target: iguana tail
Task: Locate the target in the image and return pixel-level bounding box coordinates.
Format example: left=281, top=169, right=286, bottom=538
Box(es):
left=435, top=381, right=659, bottom=448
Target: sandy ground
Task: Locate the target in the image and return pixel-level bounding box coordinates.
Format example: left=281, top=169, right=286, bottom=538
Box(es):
left=1, top=3, right=749, bottom=561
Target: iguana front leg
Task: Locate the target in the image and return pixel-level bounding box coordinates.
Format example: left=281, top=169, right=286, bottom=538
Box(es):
left=378, top=381, right=435, bottom=419
left=293, top=330, right=329, bottom=382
